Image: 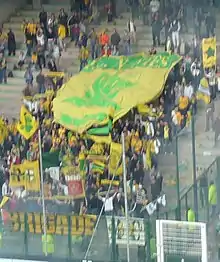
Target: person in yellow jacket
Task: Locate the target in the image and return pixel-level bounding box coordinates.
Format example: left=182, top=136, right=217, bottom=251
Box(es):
left=209, top=181, right=217, bottom=218
left=58, top=24, right=66, bottom=51
left=178, top=94, right=189, bottom=115
left=27, top=19, right=37, bottom=44
left=130, top=131, right=143, bottom=154
left=42, top=234, right=54, bottom=256
left=187, top=207, right=195, bottom=222
left=163, top=122, right=170, bottom=154
left=79, top=46, right=89, bottom=71
left=27, top=19, right=37, bottom=35
left=187, top=207, right=195, bottom=231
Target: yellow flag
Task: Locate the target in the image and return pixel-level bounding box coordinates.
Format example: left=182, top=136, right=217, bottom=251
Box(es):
left=146, top=141, right=152, bottom=169
left=84, top=134, right=111, bottom=144
left=61, top=166, right=80, bottom=176
left=109, top=142, right=123, bottom=175
left=101, top=179, right=120, bottom=186
left=0, top=196, right=9, bottom=208
left=10, top=160, right=40, bottom=191
left=137, top=104, right=151, bottom=114
left=0, top=119, right=8, bottom=144
left=202, top=37, right=216, bottom=68
left=197, top=77, right=211, bottom=104
left=17, top=105, right=38, bottom=140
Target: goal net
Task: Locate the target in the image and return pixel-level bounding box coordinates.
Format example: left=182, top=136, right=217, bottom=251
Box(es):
left=156, top=219, right=207, bottom=262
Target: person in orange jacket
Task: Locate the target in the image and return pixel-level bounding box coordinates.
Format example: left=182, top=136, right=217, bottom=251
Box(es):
left=99, top=30, right=109, bottom=48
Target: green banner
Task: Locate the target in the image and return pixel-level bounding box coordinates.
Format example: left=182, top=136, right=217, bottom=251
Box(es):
left=53, top=53, right=181, bottom=134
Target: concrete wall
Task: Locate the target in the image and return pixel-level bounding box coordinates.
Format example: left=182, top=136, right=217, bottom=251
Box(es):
left=0, top=0, right=26, bottom=26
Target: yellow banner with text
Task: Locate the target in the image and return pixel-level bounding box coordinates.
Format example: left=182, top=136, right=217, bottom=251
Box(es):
left=8, top=212, right=96, bottom=236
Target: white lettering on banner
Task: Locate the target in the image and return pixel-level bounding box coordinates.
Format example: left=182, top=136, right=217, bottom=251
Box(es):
left=65, top=174, right=81, bottom=182
left=106, top=216, right=145, bottom=246
left=0, top=259, right=45, bottom=262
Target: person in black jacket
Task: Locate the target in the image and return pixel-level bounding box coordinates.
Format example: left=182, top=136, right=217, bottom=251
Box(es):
left=39, top=8, right=47, bottom=29
left=152, top=14, right=161, bottom=47
left=110, top=28, right=121, bottom=53
left=68, top=12, right=80, bottom=41
left=7, top=29, right=16, bottom=56
left=205, top=11, right=216, bottom=37
left=58, top=8, right=68, bottom=35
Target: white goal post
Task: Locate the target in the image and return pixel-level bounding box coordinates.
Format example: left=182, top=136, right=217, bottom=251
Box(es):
left=156, top=219, right=208, bottom=262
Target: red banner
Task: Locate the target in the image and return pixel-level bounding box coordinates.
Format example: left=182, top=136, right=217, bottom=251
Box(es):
left=67, top=179, right=85, bottom=198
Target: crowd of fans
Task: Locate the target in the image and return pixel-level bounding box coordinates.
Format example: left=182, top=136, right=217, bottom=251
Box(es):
left=0, top=0, right=218, bottom=221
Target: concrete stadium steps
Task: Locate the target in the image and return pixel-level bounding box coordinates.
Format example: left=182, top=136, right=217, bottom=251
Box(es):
left=23, top=4, right=71, bottom=12
left=0, top=77, right=25, bottom=118
left=1, top=3, right=80, bottom=118
left=1, top=5, right=216, bottom=118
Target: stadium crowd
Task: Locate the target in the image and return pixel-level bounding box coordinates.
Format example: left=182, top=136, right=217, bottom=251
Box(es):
left=0, top=0, right=218, bottom=220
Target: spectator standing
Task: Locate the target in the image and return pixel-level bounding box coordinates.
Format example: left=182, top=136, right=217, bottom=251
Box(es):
left=191, top=36, right=200, bottom=60
left=110, top=28, right=121, bottom=55
left=37, top=44, right=46, bottom=70
left=214, top=115, right=220, bottom=147
left=25, top=28, right=33, bottom=57
left=36, top=69, right=45, bottom=94
left=58, top=8, right=68, bottom=35
left=72, top=24, right=80, bottom=46
left=205, top=100, right=214, bottom=132
left=0, top=54, right=7, bottom=84
left=152, top=14, right=161, bottom=47
left=100, top=30, right=109, bottom=51
left=208, top=181, right=217, bottom=218
left=139, top=0, right=148, bottom=25
left=123, top=30, right=131, bottom=55
left=162, top=14, right=170, bottom=46
left=7, top=29, right=16, bottom=56
left=88, top=28, right=98, bottom=60
left=52, top=41, right=61, bottom=70
left=47, top=27, right=55, bottom=54
left=177, top=4, right=187, bottom=32
left=17, top=51, right=26, bottom=70
left=79, top=46, right=89, bottom=71
left=98, top=190, right=117, bottom=215
left=48, top=13, right=57, bottom=30
left=127, top=18, right=136, bottom=43
left=58, top=23, right=66, bottom=51
left=169, top=19, right=181, bottom=51
left=27, top=19, right=37, bottom=46
left=39, top=8, right=48, bottom=29
left=205, top=11, right=215, bottom=37
left=24, top=66, right=33, bottom=86
left=68, top=12, right=79, bottom=41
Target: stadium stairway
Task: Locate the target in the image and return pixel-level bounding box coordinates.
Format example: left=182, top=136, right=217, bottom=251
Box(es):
left=1, top=2, right=200, bottom=118
left=1, top=3, right=72, bottom=118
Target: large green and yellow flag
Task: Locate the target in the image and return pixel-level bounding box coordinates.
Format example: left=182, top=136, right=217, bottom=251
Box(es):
left=53, top=53, right=181, bottom=133
left=0, top=119, right=8, bottom=144
left=10, top=160, right=40, bottom=191
left=109, top=142, right=123, bottom=175
left=17, top=105, right=38, bottom=140
left=202, top=37, right=216, bottom=68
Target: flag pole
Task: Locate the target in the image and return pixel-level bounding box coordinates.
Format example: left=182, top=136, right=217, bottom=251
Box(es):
left=38, top=128, right=47, bottom=256
left=121, top=132, right=130, bottom=262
